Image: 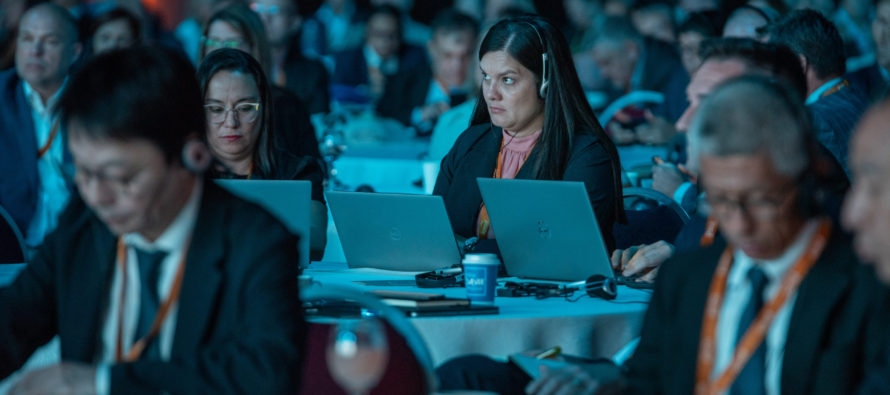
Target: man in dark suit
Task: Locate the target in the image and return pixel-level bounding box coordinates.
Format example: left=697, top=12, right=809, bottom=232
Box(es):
left=613, top=77, right=888, bottom=395
left=523, top=77, right=888, bottom=395
left=251, top=0, right=331, bottom=115
left=0, top=3, right=81, bottom=248
left=376, top=9, right=478, bottom=132
left=330, top=5, right=427, bottom=112
left=592, top=15, right=689, bottom=123
left=844, top=100, right=890, bottom=394
left=0, top=46, right=303, bottom=394
left=768, top=9, right=869, bottom=176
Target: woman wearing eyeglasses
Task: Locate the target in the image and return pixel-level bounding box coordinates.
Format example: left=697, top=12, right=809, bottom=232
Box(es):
left=197, top=48, right=328, bottom=260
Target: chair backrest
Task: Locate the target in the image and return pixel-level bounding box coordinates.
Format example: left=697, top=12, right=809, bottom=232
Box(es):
left=300, top=285, right=437, bottom=394
left=0, top=204, right=26, bottom=264
left=598, top=90, right=665, bottom=127
left=613, top=187, right=690, bottom=250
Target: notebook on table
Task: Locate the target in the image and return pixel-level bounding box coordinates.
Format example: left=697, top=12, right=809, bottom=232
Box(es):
left=215, top=179, right=311, bottom=267
left=477, top=178, right=613, bottom=282
left=326, top=191, right=462, bottom=272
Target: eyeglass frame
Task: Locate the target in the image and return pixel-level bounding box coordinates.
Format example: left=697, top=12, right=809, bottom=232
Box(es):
left=704, top=181, right=799, bottom=221
left=203, top=102, right=261, bottom=124
left=202, top=36, right=249, bottom=51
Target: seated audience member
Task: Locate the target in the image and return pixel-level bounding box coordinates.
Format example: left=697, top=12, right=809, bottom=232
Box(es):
left=377, top=9, right=479, bottom=133
left=250, top=0, right=331, bottom=115
left=433, top=16, right=625, bottom=251
left=767, top=9, right=869, bottom=175
left=843, top=99, right=890, bottom=394
left=197, top=48, right=327, bottom=260
left=528, top=76, right=888, bottom=395
left=370, top=0, right=430, bottom=46
left=722, top=4, right=777, bottom=39
left=592, top=15, right=689, bottom=143
left=0, top=3, right=81, bottom=249
left=201, top=2, right=323, bottom=168
left=0, top=46, right=303, bottom=394
left=310, top=0, right=367, bottom=55
left=630, top=1, right=677, bottom=44
left=677, top=11, right=721, bottom=75
left=89, top=8, right=141, bottom=55
left=330, top=5, right=427, bottom=107
left=619, top=38, right=848, bottom=282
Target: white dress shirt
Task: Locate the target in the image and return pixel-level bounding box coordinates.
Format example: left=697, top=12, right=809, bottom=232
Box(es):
left=95, top=181, right=202, bottom=394
left=22, top=81, right=70, bottom=248
left=712, top=219, right=820, bottom=395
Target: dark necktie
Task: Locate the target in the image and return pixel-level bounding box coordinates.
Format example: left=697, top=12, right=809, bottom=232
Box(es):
left=134, top=247, right=168, bottom=360
left=730, top=265, right=770, bottom=395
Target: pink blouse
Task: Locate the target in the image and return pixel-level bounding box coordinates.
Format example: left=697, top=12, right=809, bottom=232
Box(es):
left=475, top=129, right=542, bottom=239
left=498, top=129, right=542, bottom=179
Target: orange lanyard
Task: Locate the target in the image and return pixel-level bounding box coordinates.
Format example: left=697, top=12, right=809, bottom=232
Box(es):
left=694, top=218, right=831, bottom=395
left=247, top=161, right=254, bottom=180
left=36, top=120, right=59, bottom=159
left=821, top=79, right=849, bottom=99
left=476, top=137, right=536, bottom=238
left=700, top=217, right=719, bottom=247
left=114, top=237, right=190, bottom=362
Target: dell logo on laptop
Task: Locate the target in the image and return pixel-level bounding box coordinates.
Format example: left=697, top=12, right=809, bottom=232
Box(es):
left=537, top=220, right=551, bottom=240
left=390, top=227, right=402, bottom=241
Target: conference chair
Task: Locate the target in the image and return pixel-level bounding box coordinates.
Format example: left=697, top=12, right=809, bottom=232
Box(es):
left=300, top=284, right=437, bottom=394
left=0, top=204, right=26, bottom=264
left=613, top=187, right=689, bottom=250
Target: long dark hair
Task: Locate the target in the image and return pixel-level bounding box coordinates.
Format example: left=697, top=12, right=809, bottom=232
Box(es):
left=471, top=16, right=625, bottom=221
left=196, top=48, right=276, bottom=177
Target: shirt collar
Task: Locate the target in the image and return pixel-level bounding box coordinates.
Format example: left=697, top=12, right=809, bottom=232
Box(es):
left=728, top=219, right=821, bottom=288
left=124, top=180, right=203, bottom=253
left=22, top=78, right=67, bottom=115
left=805, top=77, right=843, bottom=105
left=363, top=44, right=398, bottom=75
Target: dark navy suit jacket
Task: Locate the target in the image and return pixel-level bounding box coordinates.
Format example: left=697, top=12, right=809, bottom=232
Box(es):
left=0, top=69, right=39, bottom=234
left=809, top=83, right=868, bottom=175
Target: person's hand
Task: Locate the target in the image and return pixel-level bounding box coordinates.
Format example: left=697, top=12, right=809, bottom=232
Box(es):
left=610, top=245, right=642, bottom=273
left=623, top=240, right=674, bottom=282
left=526, top=365, right=599, bottom=395
left=635, top=111, right=676, bottom=146
left=607, top=121, right=637, bottom=145
left=10, top=362, right=97, bottom=395
left=651, top=160, right=696, bottom=198
left=420, top=101, right=450, bottom=123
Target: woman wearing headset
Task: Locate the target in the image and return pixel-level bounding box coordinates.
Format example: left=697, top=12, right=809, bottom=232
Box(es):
left=433, top=16, right=624, bottom=251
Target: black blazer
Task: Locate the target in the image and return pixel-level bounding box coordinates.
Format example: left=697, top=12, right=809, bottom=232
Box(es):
left=623, top=224, right=890, bottom=395
left=0, top=180, right=304, bottom=394
left=433, top=123, right=619, bottom=252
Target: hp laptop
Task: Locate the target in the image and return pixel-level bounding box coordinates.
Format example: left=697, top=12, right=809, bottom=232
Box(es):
left=215, top=179, right=311, bottom=267
left=326, top=191, right=461, bottom=271
left=477, top=178, right=613, bottom=282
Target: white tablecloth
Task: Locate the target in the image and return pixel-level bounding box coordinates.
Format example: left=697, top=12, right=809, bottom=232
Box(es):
left=305, top=261, right=650, bottom=365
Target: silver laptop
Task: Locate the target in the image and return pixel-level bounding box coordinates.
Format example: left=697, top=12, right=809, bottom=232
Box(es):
left=326, top=191, right=461, bottom=271
left=477, top=178, right=613, bottom=282
left=215, top=180, right=311, bottom=267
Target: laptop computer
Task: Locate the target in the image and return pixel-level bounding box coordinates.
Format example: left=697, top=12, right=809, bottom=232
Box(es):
left=215, top=179, right=311, bottom=267
left=326, top=191, right=461, bottom=271
left=477, top=178, right=613, bottom=282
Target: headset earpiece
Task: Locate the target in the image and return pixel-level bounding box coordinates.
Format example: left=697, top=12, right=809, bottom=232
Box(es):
left=524, top=21, right=549, bottom=99
left=182, top=139, right=211, bottom=173
left=539, top=53, right=549, bottom=98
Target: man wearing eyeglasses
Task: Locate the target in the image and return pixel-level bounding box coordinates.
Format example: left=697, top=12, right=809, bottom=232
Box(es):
left=0, top=3, right=81, bottom=252
left=0, top=46, right=303, bottom=394
left=610, top=76, right=889, bottom=395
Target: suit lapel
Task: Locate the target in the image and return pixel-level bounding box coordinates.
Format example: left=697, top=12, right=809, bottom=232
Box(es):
left=171, top=184, right=224, bottom=358
left=63, top=217, right=116, bottom=361
left=12, top=80, right=39, bottom=196
left=780, top=230, right=853, bottom=394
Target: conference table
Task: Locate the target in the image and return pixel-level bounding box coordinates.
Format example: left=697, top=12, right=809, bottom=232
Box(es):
left=304, top=261, right=651, bottom=366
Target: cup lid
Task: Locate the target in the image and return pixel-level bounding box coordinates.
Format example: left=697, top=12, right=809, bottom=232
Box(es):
left=462, top=253, right=499, bottom=264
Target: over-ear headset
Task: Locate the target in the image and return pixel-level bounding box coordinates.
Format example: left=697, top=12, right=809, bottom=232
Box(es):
left=523, top=21, right=549, bottom=99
